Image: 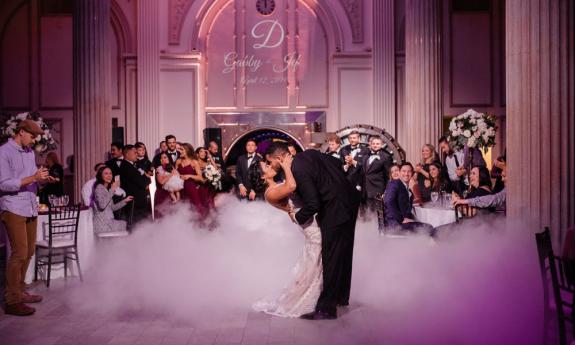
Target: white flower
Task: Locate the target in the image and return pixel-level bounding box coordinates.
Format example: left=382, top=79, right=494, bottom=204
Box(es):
left=482, top=134, right=490, bottom=142
left=474, top=131, right=481, bottom=138
left=9, top=122, right=16, bottom=129
left=463, top=130, right=471, bottom=138
left=470, top=118, right=477, bottom=124
left=449, top=121, right=457, bottom=131
left=467, top=136, right=477, bottom=147
left=16, top=112, right=28, bottom=120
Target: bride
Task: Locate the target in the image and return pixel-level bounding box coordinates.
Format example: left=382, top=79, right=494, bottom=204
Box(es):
left=252, top=154, right=323, bottom=318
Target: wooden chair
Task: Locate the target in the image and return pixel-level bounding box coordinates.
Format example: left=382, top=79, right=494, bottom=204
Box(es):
left=35, top=204, right=83, bottom=287
left=536, top=227, right=575, bottom=345
left=454, top=203, right=477, bottom=222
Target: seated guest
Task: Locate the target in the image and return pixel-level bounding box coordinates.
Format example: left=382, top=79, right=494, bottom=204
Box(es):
left=491, top=152, right=506, bottom=193
left=236, top=140, right=262, bottom=201
left=420, top=162, right=452, bottom=202
left=39, top=152, right=64, bottom=204
left=105, top=142, right=124, bottom=176
left=134, top=142, right=153, bottom=175
left=92, top=166, right=133, bottom=234
left=82, top=163, right=126, bottom=210
left=438, top=136, right=467, bottom=195
left=454, top=165, right=506, bottom=212
left=362, top=136, right=392, bottom=211
left=415, top=144, right=440, bottom=196
left=119, top=144, right=151, bottom=227
left=465, top=166, right=492, bottom=199
left=389, top=164, right=400, bottom=180
left=384, top=162, right=434, bottom=234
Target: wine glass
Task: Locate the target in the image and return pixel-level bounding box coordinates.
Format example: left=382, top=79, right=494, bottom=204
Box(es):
left=48, top=194, right=56, bottom=207
left=61, top=195, right=69, bottom=206
left=431, top=191, right=439, bottom=204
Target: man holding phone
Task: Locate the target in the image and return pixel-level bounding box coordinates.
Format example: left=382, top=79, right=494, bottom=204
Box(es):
left=0, top=120, right=57, bottom=316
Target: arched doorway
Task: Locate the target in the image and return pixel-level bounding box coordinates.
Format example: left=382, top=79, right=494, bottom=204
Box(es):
left=225, top=127, right=305, bottom=167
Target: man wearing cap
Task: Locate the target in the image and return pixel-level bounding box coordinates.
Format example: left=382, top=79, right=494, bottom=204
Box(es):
left=0, top=119, right=56, bottom=316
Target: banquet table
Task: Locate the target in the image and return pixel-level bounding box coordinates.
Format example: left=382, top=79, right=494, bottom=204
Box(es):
left=0, top=207, right=95, bottom=284
left=413, top=203, right=456, bottom=228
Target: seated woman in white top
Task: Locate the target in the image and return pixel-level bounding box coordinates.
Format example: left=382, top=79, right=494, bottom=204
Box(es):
left=91, top=166, right=133, bottom=234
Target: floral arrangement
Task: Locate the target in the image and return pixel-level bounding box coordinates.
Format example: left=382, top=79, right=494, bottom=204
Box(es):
left=1, top=112, right=57, bottom=154
left=448, top=109, right=497, bottom=151
left=203, top=164, right=222, bottom=190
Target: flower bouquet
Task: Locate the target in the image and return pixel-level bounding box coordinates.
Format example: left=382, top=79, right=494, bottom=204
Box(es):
left=203, top=164, right=222, bottom=190
left=447, top=109, right=497, bottom=151
left=1, top=112, right=57, bottom=154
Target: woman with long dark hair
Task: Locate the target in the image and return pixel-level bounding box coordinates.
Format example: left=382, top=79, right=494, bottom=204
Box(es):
left=465, top=166, right=492, bottom=199
left=177, top=143, right=210, bottom=218
left=91, top=166, right=133, bottom=234
left=420, top=162, right=452, bottom=202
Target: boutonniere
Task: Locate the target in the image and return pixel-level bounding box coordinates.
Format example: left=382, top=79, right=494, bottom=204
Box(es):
left=332, top=153, right=341, bottom=159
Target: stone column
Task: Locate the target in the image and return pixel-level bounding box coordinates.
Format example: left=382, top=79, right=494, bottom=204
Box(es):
left=403, top=0, right=443, bottom=162
left=73, top=0, right=111, bottom=202
left=506, top=0, right=575, bottom=245
left=137, top=0, right=161, bottom=148
left=373, top=0, right=396, bottom=136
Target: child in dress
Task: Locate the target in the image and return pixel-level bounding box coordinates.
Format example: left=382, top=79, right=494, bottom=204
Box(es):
left=157, top=152, right=184, bottom=203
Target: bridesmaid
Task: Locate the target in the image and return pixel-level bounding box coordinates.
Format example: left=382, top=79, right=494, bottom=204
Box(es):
left=195, top=147, right=217, bottom=209
left=177, top=143, right=209, bottom=218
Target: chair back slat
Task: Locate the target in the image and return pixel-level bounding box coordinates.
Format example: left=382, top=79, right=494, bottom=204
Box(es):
left=47, top=204, right=81, bottom=246
left=454, top=204, right=477, bottom=223
left=374, top=193, right=386, bottom=230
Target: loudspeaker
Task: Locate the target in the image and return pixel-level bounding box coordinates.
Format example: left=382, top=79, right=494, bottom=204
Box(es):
left=112, top=127, right=124, bottom=145
left=203, top=127, right=222, bottom=149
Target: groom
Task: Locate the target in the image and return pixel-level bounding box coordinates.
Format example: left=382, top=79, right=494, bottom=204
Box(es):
left=266, top=143, right=361, bottom=320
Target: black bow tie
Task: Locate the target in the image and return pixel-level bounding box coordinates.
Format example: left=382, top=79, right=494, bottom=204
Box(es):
left=351, top=146, right=358, bottom=150
left=168, top=151, right=176, bottom=155
left=248, top=154, right=254, bottom=159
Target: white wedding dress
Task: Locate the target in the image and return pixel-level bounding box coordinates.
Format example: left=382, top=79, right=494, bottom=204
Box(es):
left=253, top=185, right=323, bottom=318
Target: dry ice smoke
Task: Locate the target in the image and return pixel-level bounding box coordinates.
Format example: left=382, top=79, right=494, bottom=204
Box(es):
left=68, top=194, right=542, bottom=344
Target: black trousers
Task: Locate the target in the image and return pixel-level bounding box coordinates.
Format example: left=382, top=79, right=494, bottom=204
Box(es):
left=315, top=217, right=358, bottom=313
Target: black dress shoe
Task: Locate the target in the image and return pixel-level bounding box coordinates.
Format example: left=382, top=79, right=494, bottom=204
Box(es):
left=299, top=310, right=337, bottom=320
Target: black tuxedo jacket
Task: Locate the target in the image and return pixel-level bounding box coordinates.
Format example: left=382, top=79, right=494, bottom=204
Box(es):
left=235, top=153, right=262, bottom=192
left=361, top=150, right=393, bottom=198
left=292, top=150, right=360, bottom=230
left=340, top=144, right=369, bottom=166
left=118, top=160, right=151, bottom=208
left=384, top=179, right=414, bottom=224
left=105, top=158, right=122, bottom=176
left=135, top=157, right=153, bottom=174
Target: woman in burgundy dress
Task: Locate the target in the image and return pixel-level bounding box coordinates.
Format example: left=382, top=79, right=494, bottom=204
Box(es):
left=177, top=143, right=210, bottom=218
left=195, top=147, right=217, bottom=210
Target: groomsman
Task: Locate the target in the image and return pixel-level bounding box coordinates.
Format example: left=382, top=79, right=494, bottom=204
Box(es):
left=105, top=142, right=124, bottom=176
left=235, top=140, right=262, bottom=201
left=325, top=134, right=345, bottom=165
left=361, top=136, right=392, bottom=211
left=119, top=145, right=151, bottom=228
left=207, top=141, right=224, bottom=169
left=153, top=134, right=179, bottom=167
left=341, top=131, right=368, bottom=192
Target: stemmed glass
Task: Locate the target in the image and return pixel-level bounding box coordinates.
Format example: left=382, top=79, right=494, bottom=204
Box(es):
left=61, top=195, right=69, bottom=206
left=431, top=192, right=439, bottom=204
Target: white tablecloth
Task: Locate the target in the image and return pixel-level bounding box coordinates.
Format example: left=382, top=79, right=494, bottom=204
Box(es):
left=0, top=209, right=94, bottom=283
left=413, top=203, right=456, bottom=228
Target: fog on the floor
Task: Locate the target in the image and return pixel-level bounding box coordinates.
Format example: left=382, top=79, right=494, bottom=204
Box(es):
left=70, top=194, right=542, bottom=345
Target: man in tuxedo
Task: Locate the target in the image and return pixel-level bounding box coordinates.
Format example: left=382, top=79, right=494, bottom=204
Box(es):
left=207, top=141, right=224, bottom=169
left=384, top=162, right=434, bottom=234
left=119, top=145, right=151, bottom=228
left=266, top=143, right=360, bottom=320
left=235, top=140, right=262, bottom=201
left=105, top=142, right=124, bottom=176
left=341, top=130, right=368, bottom=193
left=325, top=134, right=345, bottom=165
left=362, top=136, right=393, bottom=212
left=153, top=135, right=179, bottom=168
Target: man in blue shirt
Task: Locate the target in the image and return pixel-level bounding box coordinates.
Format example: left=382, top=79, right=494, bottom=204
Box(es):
left=0, top=120, right=54, bottom=316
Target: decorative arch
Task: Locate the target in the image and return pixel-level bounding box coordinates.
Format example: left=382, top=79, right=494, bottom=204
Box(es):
left=191, top=0, right=345, bottom=52
left=224, top=126, right=305, bottom=162
left=110, top=0, right=134, bottom=54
